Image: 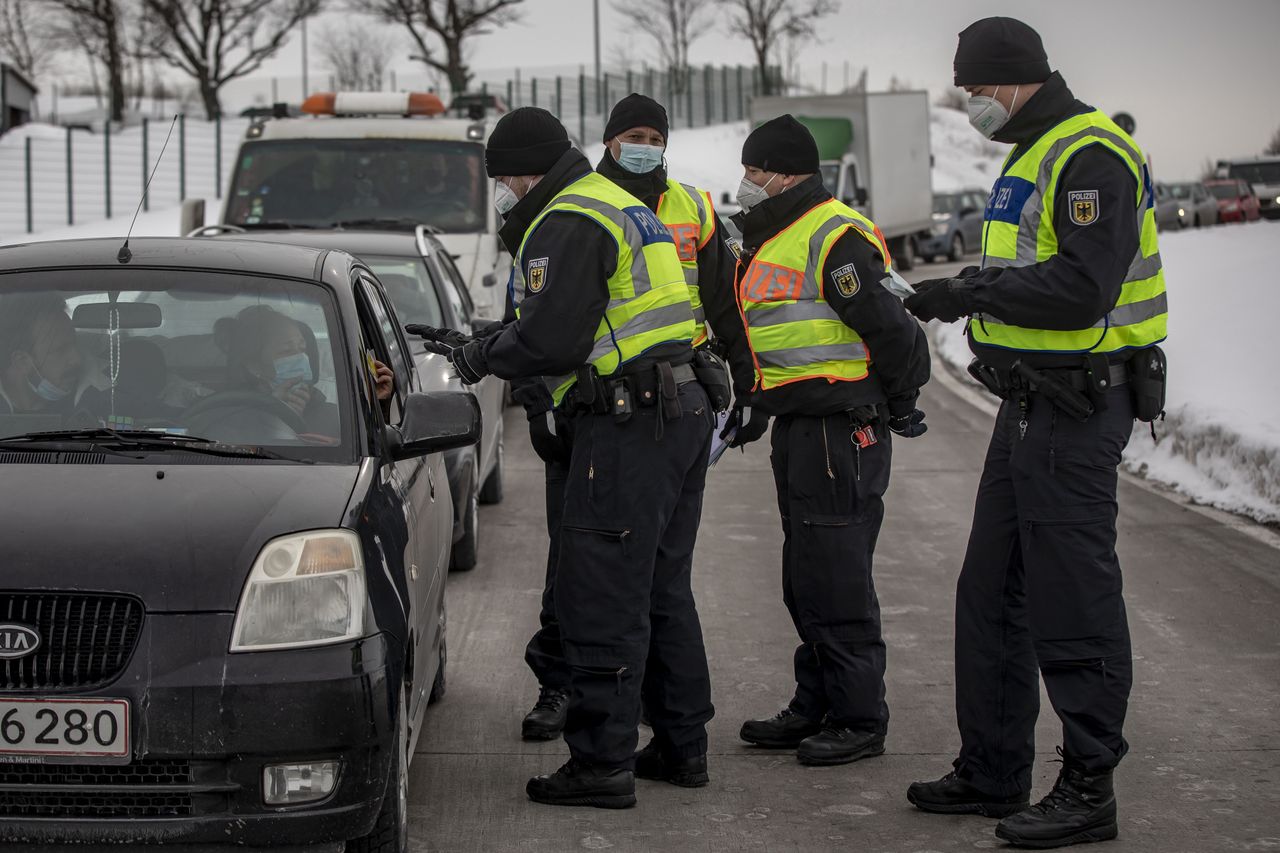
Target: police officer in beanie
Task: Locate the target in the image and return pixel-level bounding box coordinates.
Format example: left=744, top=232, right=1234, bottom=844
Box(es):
left=904, top=17, right=1167, bottom=849
left=424, top=107, right=716, bottom=808
left=732, top=115, right=930, bottom=766
left=518, top=93, right=755, bottom=761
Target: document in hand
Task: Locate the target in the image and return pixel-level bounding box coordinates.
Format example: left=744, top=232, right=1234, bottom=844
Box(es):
left=880, top=268, right=916, bottom=299
left=708, top=410, right=735, bottom=467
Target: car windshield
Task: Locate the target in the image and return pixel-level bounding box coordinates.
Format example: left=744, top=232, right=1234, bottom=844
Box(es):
left=1207, top=183, right=1239, bottom=200
left=362, top=256, right=445, bottom=328
left=225, top=139, right=487, bottom=233
left=1227, top=162, right=1280, bottom=184
left=1166, top=184, right=1194, bottom=199
left=933, top=194, right=962, bottom=215
left=0, top=269, right=353, bottom=461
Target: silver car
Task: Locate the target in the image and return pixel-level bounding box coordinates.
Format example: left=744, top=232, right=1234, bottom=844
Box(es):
left=1163, top=182, right=1219, bottom=228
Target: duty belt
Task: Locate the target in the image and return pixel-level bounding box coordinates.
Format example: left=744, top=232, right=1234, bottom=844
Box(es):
left=968, top=358, right=1129, bottom=424
left=563, top=361, right=697, bottom=417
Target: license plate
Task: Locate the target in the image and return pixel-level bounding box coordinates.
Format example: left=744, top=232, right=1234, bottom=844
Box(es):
left=0, top=697, right=130, bottom=763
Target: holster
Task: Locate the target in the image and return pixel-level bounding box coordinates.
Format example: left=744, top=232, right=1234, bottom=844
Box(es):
left=967, top=359, right=1009, bottom=399
left=691, top=349, right=732, bottom=413
left=1127, top=345, right=1167, bottom=423
left=1012, top=360, right=1095, bottom=423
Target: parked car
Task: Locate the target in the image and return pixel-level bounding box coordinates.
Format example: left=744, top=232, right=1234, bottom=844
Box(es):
left=0, top=236, right=479, bottom=852
left=919, top=189, right=985, bottom=262
left=1162, top=181, right=1219, bottom=228
left=201, top=224, right=507, bottom=572
left=1217, top=156, right=1280, bottom=220
left=1204, top=178, right=1261, bottom=223
left=1154, top=183, right=1186, bottom=232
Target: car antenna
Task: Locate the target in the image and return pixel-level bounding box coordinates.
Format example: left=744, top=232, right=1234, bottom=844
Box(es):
left=118, top=114, right=179, bottom=264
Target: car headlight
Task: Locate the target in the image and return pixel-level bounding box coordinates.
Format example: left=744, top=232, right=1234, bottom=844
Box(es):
left=1177, top=208, right=1186, bottom=217
left=932, top=222, right=950, bottom=235
left=230, top=530, right=366, bottom=651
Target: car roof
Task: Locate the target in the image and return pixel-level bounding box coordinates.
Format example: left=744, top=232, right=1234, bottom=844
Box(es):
left=0, top=237, right=331, bottom=280
left=210, top=229, right=430, bottom=259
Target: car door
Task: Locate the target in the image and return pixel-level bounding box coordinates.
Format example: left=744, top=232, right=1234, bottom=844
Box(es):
left=355, top=271, right=446, bottom=722
left=434, top=249, right=504, bottom=483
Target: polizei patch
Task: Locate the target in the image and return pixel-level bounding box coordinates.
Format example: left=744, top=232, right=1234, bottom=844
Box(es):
left=527, top=257, right=548, bottom=292
left=831, top=262, right=861, bottom=297
left=1068, top=190, right=1099, bottom=226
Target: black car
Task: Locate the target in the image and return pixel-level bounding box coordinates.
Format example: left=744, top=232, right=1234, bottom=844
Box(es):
left=203, top=225, right=507, bottom=572
left=0, top=237, right=479, bottom=851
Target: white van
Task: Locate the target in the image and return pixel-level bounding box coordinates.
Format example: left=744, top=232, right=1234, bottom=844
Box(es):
left=183, top=92, right=509, bottom=319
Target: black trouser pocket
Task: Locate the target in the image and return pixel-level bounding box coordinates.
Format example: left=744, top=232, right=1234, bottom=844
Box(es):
left=792, top=515, right=878, bottom=642
left=557, top=524, right=645, bottom=655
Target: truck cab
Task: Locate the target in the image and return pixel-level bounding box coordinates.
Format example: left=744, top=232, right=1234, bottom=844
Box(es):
left=183, top=91, right=509, bottom=319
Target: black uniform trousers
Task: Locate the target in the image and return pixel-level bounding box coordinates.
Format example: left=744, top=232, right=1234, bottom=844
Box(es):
left=556, top=382, right=716, bottom=768
left=770, top=412, right=892, bottom=733
left=955, top=386, right=1134, bottom=797
left=525, top=426, right=572, bottom=691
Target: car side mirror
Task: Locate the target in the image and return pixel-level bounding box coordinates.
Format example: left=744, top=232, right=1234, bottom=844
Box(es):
left=855, top=188, right=869, bottom=206
left=721, top=191, right=732, bottom=205
left=386, top=391, right=481, bottom=460
left=481, top=271, right=497, bottom=288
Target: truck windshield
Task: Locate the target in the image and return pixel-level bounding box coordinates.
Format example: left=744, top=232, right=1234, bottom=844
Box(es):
left=1226, top=162, right=1280, bottom=185
left=226, top=139, right=487, bottom=233
left=0, top=269, right=354, bottom=462
left=819, top=164, right=840, bottom=197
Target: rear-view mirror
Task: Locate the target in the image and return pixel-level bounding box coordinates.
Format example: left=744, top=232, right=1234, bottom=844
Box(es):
left=72, top=301, right=162, bottom=330
left=387, top=391, right=481, bottom=460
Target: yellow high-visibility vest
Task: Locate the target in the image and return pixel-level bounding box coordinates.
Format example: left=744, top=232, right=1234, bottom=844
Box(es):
left=656, top=180, right=716, bottom=345
left=511, top=172, right=696, bottom=405
left=972, top=109, right=1167, bottom=353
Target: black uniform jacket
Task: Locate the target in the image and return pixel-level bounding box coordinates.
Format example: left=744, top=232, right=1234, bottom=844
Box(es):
left=596, top=151, right=756, bottom=397
left=734, top=176, right=930, bottom=418
left=957, top=72, right=1143, bottom=370
left=480, top=149, right=690, bottom=408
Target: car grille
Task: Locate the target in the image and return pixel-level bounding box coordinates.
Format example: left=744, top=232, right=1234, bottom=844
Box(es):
left=0, top=759, right=234, bottom=818
left=1, top=592, right=144, bottom=691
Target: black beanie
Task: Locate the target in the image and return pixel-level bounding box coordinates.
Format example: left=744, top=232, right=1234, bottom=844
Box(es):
left=603, top=93, right=669, bottom=142
left=741, top=114, right=819, bottom=175
left=484, top=107, right=571, bottom=177
left=953, top=16, right=1051, bottom=86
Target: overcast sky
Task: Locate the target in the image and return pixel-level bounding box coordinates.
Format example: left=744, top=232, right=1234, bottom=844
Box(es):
left=257, top=0, right=1279, bottom=180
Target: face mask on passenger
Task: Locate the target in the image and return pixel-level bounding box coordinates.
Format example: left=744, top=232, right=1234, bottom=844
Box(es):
left=26, top=362, right=73, bottom=402
left=271, top=352, right=313, bottom=388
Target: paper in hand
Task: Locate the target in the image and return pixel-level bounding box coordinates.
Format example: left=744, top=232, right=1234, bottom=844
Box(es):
left=879, top=268, right=916, bottom=300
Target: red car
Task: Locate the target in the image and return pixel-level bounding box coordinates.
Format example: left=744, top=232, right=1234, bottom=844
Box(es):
left=1205, top=179, right=1261, bottom=223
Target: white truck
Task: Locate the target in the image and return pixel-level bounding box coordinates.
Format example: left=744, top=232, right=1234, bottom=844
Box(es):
left=749, top=91, right=934, bottom=270
left=181, top=91, right=509, bottom=319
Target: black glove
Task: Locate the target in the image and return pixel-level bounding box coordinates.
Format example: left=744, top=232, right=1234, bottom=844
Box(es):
left=886, top=397, right=928, bottom=438
left=722, top=404, right=770, bottom=448
left=405, top=324, right=471, bottom=356
left=473, top=320, right=504, bottom=339
left=904, top=278, right=970, bottom=324
left=527, top=410, right=571, bottom=465
left=447, top=339, right=488, bottom=385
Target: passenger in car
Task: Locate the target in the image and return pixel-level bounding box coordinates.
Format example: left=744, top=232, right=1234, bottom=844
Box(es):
left=0, top=292, right=84, bottom=416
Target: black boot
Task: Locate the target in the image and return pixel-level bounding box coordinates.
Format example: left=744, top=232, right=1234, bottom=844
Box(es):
left=633, top=739, right=709, bottom=788
left=995, top=762, right=1118, bottom=848
left=521, top=686, right=569, bottom=741
left=796, top=727, right=885, bottom=766
left=907, top=770, right=1030, bottom=818
left=739, top=708, right=822, bottom=748
left=526, top=759, right=636, bottom=809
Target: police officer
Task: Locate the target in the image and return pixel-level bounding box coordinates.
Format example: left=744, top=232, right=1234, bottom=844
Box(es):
left=518, top=95, right=755, bottom=780
left=731, top=116, right=931, bottom=766
left=904, top=18, right=1167, bottom=849
left=429, top=107, right=715, bottom=808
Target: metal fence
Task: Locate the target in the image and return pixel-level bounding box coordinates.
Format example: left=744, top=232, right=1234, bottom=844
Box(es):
left=2, top=63, right=779, bottom=241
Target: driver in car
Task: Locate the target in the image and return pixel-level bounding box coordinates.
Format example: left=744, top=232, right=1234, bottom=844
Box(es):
left=0, top=293, right=84, bottom=415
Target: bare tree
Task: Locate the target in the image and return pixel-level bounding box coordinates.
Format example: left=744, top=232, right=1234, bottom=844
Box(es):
left=368, top=0, right=522, bottom=96
left=718, top=0, right=836, bottom=96
left=318, top=21, right=396, bottom=90
left=46, top=0, right=129, bottom=121
left=610, top=0, right=713, bottom=97
left=1266, top=126, right=1280, bottom=157
left=143, top=0, right=324, bottom=119
left=0, top=0, right=58, bottom=80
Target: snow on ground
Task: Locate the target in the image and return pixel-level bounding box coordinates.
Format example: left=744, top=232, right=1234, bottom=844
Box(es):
left=930, top=105, right=1007, bottom=193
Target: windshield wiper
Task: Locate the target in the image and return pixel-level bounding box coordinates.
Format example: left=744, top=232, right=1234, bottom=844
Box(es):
left=332, top=217, right=424, bottom=230
left=0, top=429, right=308, bottom=462
left=236, top=220, right=320, bottom=230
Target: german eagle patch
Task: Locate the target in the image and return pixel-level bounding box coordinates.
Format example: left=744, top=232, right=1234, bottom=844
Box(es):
left=831, top=262, right=860, bottom=297
left=1068, top=190, right=1099, bottom=226
left=527, top=257, right=548, bottom=293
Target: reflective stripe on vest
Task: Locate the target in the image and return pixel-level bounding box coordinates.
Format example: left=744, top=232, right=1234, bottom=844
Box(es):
left=738, top=199, right=889, bottom=391
left=510, top=172, right=696, bottom=405
left=973, top=110, right=1167, bottom=354
left=656, top=180, right=715, bottom=345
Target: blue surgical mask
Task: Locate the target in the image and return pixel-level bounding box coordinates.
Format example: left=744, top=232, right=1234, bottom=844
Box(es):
left=271, top=352, right=313, bottom=387
left=28, top=367, right=72, bottom=402
left=616, top=142, right=664, bottom=174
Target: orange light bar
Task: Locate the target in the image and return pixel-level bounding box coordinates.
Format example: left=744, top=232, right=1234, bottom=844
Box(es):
left=406, top=92, right=445, bottom=116
left=301, top=92, right=336, bottom=115
left=300, top=91, right=445, bottom=117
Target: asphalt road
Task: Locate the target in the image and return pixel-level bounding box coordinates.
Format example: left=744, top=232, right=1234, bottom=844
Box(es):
left=407, top=259, right=1280, bottom=853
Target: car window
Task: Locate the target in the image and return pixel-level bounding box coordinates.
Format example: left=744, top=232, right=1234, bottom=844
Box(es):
left=362, top=256, right=445, bottom=328
left=435, top=251, right=475, bottom=320
left=0, top=269, right=353, bottom=460
left=358, top=275, right=411, bottom=396
left=225, top=139, right=487, bottom=233
left=430, top=257, right=469, bottom=327
left=932, top=194, right=959, bottom=215
left=353, top=276, right=404, bottom=424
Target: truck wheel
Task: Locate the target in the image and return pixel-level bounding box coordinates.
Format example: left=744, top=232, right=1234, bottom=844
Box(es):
left=347, top=687, right=409, bottom=853
left=449, top=473, right=479, bottom=572
left=947, top=233, right=964, bottom=262
left=478, top=420, right=504, bottom=505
